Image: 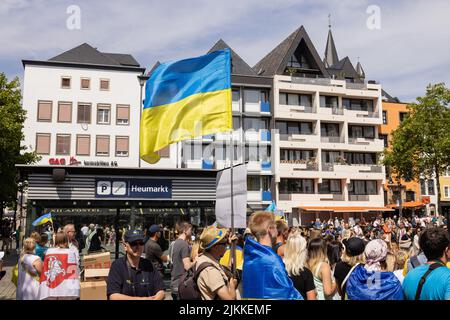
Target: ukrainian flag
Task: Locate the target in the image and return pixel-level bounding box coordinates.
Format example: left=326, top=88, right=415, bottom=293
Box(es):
left=32, top=213, right=52, bottom=227
left=140, top=49, right=232, bottom=164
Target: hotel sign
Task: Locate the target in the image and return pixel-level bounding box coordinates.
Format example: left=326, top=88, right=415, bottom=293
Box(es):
left=95, top=179, right=172, bottom=199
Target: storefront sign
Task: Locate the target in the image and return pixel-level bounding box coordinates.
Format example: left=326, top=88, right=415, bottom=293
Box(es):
left=48, top=156, right=117, bottom=167
left=95, top=179, right=172, bottom=199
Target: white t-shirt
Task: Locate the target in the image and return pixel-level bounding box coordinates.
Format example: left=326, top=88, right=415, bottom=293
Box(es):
left=16, top=254, right=40, bottom=300
left=81, top=226, right=89, bottom=236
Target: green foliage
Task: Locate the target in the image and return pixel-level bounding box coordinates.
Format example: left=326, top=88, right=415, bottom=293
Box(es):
left=0, top=72, right=39, bottom=210
left=383, top=83, right=450, bottom=214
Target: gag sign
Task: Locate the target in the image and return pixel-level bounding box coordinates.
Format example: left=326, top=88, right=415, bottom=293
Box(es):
left=95, top=179, right=172, bottom=199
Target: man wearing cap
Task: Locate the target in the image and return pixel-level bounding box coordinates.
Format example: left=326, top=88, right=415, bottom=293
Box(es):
left=195, top=226, right=237, bottom=300
left=107, top=229, right=165, bottom=300
left=334, top=237, right=366, bottom=299
left=145, top=224, right=168, bottom=276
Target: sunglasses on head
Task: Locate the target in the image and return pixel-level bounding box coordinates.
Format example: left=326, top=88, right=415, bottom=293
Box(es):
left=129, top=241, right=145, bottom=247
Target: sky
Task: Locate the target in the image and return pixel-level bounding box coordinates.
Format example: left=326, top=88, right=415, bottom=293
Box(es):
left=1, top=0, right=449, bottom=102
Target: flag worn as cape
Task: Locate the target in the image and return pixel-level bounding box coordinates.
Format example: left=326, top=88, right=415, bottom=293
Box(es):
left=38, top=247, right=80, bottom=300
left=346, top=264, right=404, bottom=300
left=242, top=237, right=302, bottom=300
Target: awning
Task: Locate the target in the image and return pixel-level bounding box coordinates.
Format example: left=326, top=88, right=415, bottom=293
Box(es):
left=387, top=201, right=424, bottom=209
left=298, top=206, right=395, bottom=213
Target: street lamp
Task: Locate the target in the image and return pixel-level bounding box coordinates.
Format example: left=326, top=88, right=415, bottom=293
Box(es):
left=389, top=177, right=403, bottom=219
left=137, top=74, right=150, bottom=168
left=16, top=179, right=27, bottom=250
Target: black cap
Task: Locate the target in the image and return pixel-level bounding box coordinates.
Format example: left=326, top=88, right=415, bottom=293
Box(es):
left=149, top=224, right=161, bottom=234
left=342, top=237, right=365, bottom=257
left=124, top=229, right=145, bottom=243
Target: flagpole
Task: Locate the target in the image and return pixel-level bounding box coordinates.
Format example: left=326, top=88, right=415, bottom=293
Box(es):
left=229, top=131, right=236, bottom=277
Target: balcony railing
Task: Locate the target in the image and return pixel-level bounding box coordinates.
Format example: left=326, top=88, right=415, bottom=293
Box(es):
left=355, top=111, right=379, bottom=118
left=321, top=136, right=343, bottom=143
left=279, top=105, right=314, bottom=113
left=322, top=163, right=334, bottom=171
left=348, top=137, right=376, bottom=144
left=320, top=194, right=345, bottom=201
left=291, top=77, right=332, bottom=86
left=280, top=160, right=318, bottom=171
left=349, top=194, right=370, bottom=201
left=279, top=133, right=316, bottom=141
left=279, top=193, right=292, bottom=201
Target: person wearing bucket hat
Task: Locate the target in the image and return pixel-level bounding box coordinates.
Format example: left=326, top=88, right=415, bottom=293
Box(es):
left=334, top=237, right=366, bottom=299
left=193, top=226, right=237, bottom=300
left=107, top=229, right=165, bottom=300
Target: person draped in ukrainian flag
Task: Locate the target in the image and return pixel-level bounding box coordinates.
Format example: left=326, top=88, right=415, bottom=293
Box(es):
left=243, top=211, right=302, bottom=300
left=140, top=49, right=232, bottom=164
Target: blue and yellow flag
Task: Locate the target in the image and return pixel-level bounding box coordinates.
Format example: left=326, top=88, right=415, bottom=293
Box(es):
left=32, top=213, right=52, bottom=227
left=140, top=49, right=232, bottom=164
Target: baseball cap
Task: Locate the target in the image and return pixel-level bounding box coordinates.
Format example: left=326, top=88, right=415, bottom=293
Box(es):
left=200, top=225, right=228, bottom=250
left=124, top=229, right=145, bottom=243
left=149, top=224, right=161, bottom=234
left=342, top=237, right=365, bottom=257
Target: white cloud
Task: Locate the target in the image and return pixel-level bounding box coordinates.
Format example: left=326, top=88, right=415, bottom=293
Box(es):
left=0, top=0, right=449, bottom=101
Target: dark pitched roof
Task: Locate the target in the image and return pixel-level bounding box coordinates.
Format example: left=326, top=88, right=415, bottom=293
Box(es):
left=48, top=43, right=140, bottom=67
left=381, top=89, right=401, bottom=103
left=324, top=29, right=339, bottom=67
left=252, top=26, right=329, bottom=77
left=356, top=61, right=365, bottom=79
left=327, top=56, right=361, bottom=81
left=207, top=39, right=256, bottom=76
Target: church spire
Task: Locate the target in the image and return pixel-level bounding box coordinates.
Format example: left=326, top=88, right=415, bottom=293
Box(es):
left=324, top=14, right=339, bottom=67
left=356, top=58, right=365, bottom=80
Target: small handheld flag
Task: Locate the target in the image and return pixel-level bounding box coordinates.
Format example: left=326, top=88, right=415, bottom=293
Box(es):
left=32, top=213, right=52, bottom=227
left=140, top=49, right=232, bottom=164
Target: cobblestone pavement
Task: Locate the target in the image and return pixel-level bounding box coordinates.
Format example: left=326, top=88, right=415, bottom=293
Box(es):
left=0, top=249, right=18, bottom=300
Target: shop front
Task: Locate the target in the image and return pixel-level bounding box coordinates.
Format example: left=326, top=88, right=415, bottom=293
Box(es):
left=17, top=165, right=218, bottom=258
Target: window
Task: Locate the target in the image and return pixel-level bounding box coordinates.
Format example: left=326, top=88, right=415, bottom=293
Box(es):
left=427, top=180, right=435, bottom=195
left=96, top=135, right=110, bottom=156
left=320, top=96, right=338, bottom=108
left=279, top=179, right=314, bottom=194
left=262, top=176, right=271, bottom=191
left=349, top=125, right=375, bottom=139
left=243, top=117, right=268, bottom=131
left=35, top=133, right=51, bottom=155
left=232, top=89, right=240, bottom=110
left=77, top=103, right=91, bottom=123
left=244, top=90, right=260, bottom=109
left=379, top=134, right=388, bottom=147
left=157, top=146, right=170, bottom=158
left=115, top=136, right=129, bottom=157
left=399, top=112, right=408, bottom=123
left=342, top=98, right=374, bottom=112
left=444, top=186, right=450, bottom=198
left=420, top=179, right=426, bottom=195
left=276, top=121, right=313, bottom=135
left=344, top=152, right=376, bottom=165
left=406, top=191, right=415, bottom=202
left=245, top=145, right=270, bottom=162
left=319, top=179, right=341, bottom=194
left=61, top=77, right=71, bottom=89
left=97, top=104, right=111, bottom=124
left=382, top=111, right=387, bottom=124
left=56, top=134, right=71, bottom=155
left=287, top=53, right=310, bottom=69
left=348, top=180, right=378, bottom=195
left=116, top=105, right=130, bottom=125
left=280, top=149, right=314, bottom=161
left=100, top=79, right=110, bottom=91
left=322, top=151, right=340, bottom=164
left=247, top=176, right=261, bottom=191
left=279, top=93, right=312, bottom=107
left=57, top=102, right=72, bottom=123
left=37, top=100, right=52, bottom=122
left=232, top=117, right=240, bottom=130
left=81, top=78, right=90, bottom=90
left=321, top=123, right=340, bottom=137
left=76, top=135, right=90, bottom=156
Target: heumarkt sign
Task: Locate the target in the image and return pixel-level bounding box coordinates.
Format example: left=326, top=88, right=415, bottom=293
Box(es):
left=95, top=179, right=172, bottom=199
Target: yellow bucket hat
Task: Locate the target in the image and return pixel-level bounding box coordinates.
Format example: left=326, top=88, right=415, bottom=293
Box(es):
left=200, top=225, right=228, bottom=250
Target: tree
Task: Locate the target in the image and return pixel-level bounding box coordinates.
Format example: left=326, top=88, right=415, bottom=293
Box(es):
left=384, top=83, right=450, bottom=222
left=0, top=72, right=39, bottom=221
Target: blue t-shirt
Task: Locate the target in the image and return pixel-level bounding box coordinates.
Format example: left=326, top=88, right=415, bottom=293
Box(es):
left=35, top=243, right=48, bottom=261
left=403, top=264, right=450, bottom=300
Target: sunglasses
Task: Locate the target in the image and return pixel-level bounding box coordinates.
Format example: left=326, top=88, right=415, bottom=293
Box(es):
left=129, top=241, right=145, bottom=247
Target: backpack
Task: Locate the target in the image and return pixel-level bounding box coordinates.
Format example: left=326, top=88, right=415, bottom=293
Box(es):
left=178, top=262, right=216, bottom=300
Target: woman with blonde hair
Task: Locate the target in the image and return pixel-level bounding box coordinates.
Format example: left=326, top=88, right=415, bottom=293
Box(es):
left=16, top=237, right=42, bottom=300
left=284, top=228, right=316, bottom=300
left=307, top=237, right=336, bottom=300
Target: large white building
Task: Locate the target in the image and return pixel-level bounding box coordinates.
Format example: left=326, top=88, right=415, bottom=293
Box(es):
left=253, top=26, right=389, bottom=224
left=22, top=43, right=145, bottom=168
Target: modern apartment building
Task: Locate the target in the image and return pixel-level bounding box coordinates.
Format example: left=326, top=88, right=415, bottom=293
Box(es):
left=380, top=93, right=439, bottom=216
left=252, top=26, right=389, bottom=225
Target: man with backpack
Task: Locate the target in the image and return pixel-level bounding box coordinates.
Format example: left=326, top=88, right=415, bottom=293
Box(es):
left=178, top=225, right=237, bottom=300
left=402, top=227, right=450, bottom=300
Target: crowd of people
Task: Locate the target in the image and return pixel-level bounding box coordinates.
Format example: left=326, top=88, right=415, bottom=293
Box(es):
left=3, top=212, right=450, bottom=300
